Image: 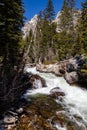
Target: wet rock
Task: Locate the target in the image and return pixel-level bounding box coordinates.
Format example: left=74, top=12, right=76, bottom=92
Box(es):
left=21, top=72, right=47, bottom=89
left=7, top=125, right=16, bottom=130
left=77, top=70, right=87, bottom=88
left=50, top=87, right=65, bottom=98
left=8, top=111, right=18, bottom=116
left=17, top=95, right=63, bottom=130
left=16, top=108, right=24, bottom=114
left=64, top=71, right=78, bottom=84
left=4, top=116, right=17, bottom=124
left=75, top=55, right=85, bottom=67
left=16, top=94, right=87, bottom=130
left=29, top=74, right=47, bottom=89
left=67, top=63, right=75, bottom=72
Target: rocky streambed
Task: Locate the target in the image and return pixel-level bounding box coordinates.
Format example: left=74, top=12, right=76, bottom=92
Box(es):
left=1, top=55, right=87, bottom=130
left=17, top=66, right=87, bottom=130
left=36, top=56, right=87, bottom=86
left=17, top=94, right=86, bottom=130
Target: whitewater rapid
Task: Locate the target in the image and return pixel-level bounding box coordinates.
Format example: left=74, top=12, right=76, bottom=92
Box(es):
left=24, top=67, right=87, bottom=130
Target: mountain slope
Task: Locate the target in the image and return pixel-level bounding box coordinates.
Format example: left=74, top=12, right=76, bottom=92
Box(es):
left=22, top=10, right=81, bottom=38
left=22, top=15, right=38, bottom=38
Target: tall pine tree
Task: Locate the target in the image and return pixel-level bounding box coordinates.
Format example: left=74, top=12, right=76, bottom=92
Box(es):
left=79, top=0, right=87, bottom=54
left=44, top=0, right=55, bottom=21
left=0, top=0, right=25, bottom=107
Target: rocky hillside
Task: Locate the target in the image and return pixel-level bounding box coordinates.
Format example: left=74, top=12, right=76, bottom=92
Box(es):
left=54, top=10, right=81, bottom=32
left=22, top=10, right=81, bottom=38
left=22, top=15, right=38, bottom=38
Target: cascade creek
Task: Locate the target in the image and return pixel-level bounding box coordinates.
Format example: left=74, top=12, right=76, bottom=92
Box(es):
left=20, top=67, right=87, bottom=130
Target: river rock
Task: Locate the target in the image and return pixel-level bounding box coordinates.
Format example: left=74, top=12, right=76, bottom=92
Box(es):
left=75, top=55, right=86, bottom=67
left=29, top=74, right=47, bottom=89
left=36, top=58, right=79, bottom=76
left=22, top=72, right=47, bottom=89
left=36, top=63, right=65, bottom=76
left=64, top=71, right=78, bottom=84
left=66, top=63, right=75, bottom=72
left=4, top=116, right=17, bottom=124
left=16, top=108, right=24, bottom=114
left=50, top=87, right=65, bottom=98
left=77, top=70, right=87, bottom=87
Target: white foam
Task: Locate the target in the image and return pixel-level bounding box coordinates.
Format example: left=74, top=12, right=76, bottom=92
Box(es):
left=24, top=67, right=87, bottom=127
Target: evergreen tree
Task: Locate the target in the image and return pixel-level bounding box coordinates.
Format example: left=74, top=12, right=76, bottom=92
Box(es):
left=58, top=0, right=77, bottom=58
left=59, top=0, right=75, bottom=32
left=59, top=0, right=70, bottom=31
left=0, top=0, right=24, bottom=106
left=44, top=0, right=55, bottom=21
left=79, top=0, right=87, bottom=54
left=0, top=0, right=24, bottom=66
left=67, top=0, right=75, bottom=9
left=0, top=0, right=5, bottom=58
left=28, top=30, right=35, bottom=63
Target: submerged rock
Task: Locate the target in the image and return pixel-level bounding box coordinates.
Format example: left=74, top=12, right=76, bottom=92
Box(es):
left=17, top=95, right=63, bottom=130
left=50, top=87, right=65, bottom=98
left=16, top=94, right=86, bottom=130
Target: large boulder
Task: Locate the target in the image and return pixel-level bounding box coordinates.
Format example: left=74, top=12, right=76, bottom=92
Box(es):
left=29, top=74, right=47, bottom=89
left=36, top=63, right=65, bottom=76
left=36, top=58, right=78, bottom=76
left=75, top=55, right=86, bottom=67
left=66, top=63, right=75, bottom=72
left=64, top=71, right=78, bottom=84
left=22, top=72, right=47, bottom=89
left=77, top=70, right=87, bottom=88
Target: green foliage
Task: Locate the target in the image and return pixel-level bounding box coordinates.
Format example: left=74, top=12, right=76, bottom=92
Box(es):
left=43, top=0, right=55, bottom=21
left=25, top=0, right=87, bottom=64
left=59, top=0, right=75, bottom=32
left=0, top=0, right=25, bottom=101
left=40, top=20, right=49, bottom=58
left=0, top=0, right=24, bottom=67
left=79, top=0, right=87, bottom=54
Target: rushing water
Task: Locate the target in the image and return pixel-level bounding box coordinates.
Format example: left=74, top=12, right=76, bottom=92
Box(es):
left=24, top=67, right=87, bottom=130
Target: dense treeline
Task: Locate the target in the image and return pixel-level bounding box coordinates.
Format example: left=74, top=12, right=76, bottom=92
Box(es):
left=0, top=0, right=25, bottom=108
left=26, top=0, right=87, bottom=63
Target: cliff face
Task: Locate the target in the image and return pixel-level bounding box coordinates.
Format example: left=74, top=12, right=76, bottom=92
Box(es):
left=22, top=10, right=81, bottom=38
left=54, top=10, right=81, bottom=32
left=22, top=15, right=38, bottom=38
left=22, top=10, right=81, bottom=63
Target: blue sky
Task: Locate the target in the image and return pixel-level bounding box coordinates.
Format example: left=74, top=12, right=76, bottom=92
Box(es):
left=22, top=0, right=83, bottom=21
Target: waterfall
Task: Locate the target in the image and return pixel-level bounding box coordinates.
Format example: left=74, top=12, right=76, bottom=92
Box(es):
left=24, top=67, right=87, bottom=130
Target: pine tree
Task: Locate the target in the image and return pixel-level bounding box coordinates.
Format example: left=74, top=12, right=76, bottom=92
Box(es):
left=58, top=0, right=77, bottom=58
left=79, top=0, right=87, bottom=54
left=44, top=0, right=55, bottom=21
left=0, top=0, right=5, bottom=58
left=0, top=0, right=24, bottom=106
left=59, top=0, right=75, bottom=32
left=5, top=0, right=24, bottom=66
left=0, top=0, right=24, bottom=65
left=59, top=0, right=70, bottom=31
left=67, top=0, right=75, bottom=9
